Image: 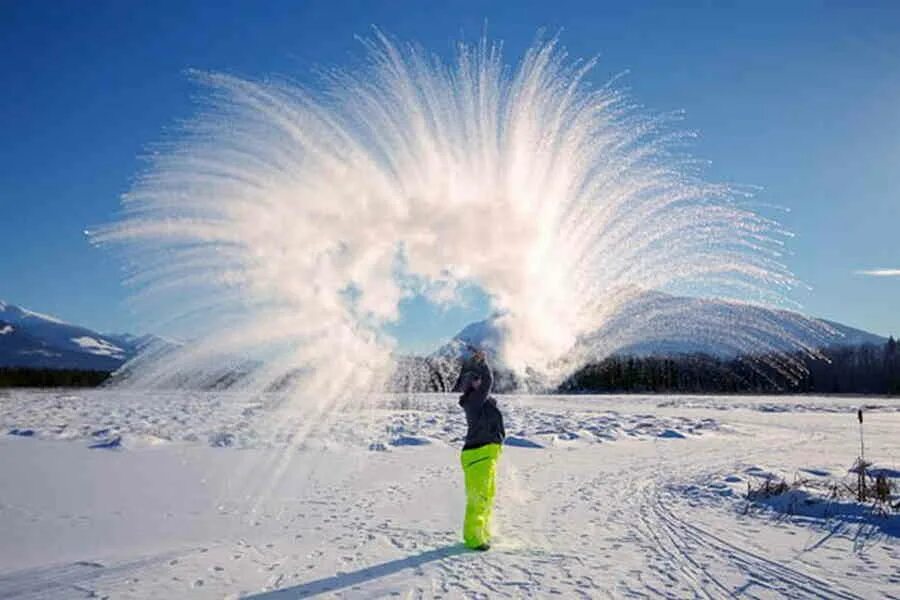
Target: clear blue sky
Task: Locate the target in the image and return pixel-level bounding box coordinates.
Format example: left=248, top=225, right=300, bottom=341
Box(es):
left=2, top=0, right=898, bottom=351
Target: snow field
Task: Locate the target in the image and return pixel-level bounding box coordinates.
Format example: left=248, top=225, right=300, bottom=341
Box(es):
left=0, top=391, right=898, bottom=598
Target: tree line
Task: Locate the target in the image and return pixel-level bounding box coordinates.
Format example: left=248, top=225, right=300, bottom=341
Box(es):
left=2, top=338, right=897, bottom=395
left=0, top=368, right=112, bottom=388
left=560, top=338, right=900, bottom=395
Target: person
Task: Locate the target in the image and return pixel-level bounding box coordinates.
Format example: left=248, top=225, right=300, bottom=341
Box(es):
left=453, top=348, right=505, bottom=551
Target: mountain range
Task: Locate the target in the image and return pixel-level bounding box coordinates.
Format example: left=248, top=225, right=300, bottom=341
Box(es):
left=435, top=293, right=888, bottom=362
left=0, top=301, right=168, bottom=371
left=0, top=297, right=890, bottom=372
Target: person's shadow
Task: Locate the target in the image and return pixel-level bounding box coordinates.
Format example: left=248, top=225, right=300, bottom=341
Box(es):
left=242, top=544, right=468, bottom=599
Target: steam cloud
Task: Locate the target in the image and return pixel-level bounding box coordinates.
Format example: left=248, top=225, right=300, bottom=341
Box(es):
left=93, top=32, right=818, bottom=405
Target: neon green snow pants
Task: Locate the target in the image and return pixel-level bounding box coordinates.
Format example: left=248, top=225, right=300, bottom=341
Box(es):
left=460, top=443, right=501, bottom=548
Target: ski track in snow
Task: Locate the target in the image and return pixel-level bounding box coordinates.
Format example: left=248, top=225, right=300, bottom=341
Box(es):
left=0, top=391, right=898, bottom=599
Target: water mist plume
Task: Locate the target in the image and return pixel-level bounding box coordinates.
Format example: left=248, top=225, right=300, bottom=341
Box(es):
left=92, top=32, right=824, bottom=404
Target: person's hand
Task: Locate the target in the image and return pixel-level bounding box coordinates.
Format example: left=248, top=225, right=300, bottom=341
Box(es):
left=472, top=377, right=482, bottom=389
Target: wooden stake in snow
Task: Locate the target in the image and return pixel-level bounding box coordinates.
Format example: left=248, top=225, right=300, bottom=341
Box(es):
left=857, top=408, right=866, bottom=502
left=857, top=408, right=865, bottom=462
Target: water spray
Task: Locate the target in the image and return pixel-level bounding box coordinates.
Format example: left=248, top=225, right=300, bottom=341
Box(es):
left=92, top=31, right=827, bottom=447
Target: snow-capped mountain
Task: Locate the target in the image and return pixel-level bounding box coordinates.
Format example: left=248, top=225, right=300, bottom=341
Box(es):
left=435, top=293, right=888, bottom=363
left=2, top=295, right=888, bottom=373
left=0, top=301, right=171, bottom=371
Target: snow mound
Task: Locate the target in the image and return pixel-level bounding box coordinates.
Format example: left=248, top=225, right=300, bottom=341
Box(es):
left=657, top=396, right=900, bottom=413
left=89, top=436, right=122, bottom=450
left=671, top=464, right=900, bottom=538
left=390, top=436, right=432, bottom=447
left=657, top=429, right=686, bottom=439
left=0, top=391, right=728, bottom=452
left=8, top=428, right=34, bottom=437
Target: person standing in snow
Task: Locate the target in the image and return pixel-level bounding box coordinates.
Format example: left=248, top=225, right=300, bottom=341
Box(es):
left=454, top=348, right=505, bottom=551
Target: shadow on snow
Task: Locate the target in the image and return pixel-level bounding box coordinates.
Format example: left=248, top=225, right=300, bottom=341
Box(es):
left=753, top=489, right=900, bottom=546
left=242, top=544, right=467, bottom=599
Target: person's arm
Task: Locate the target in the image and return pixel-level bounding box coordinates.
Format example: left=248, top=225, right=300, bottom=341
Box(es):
left=452, top=356, right=478, bottom=393
left=481, top=363, right=493, bottom=395
left=451, top=370, right=465, bottom=393
left=461, top=363, right=491, bottom=408
left=453, top=369, right=475, bottom=393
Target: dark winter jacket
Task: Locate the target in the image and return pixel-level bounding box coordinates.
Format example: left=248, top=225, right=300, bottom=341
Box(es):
left=455, top=359, right=505, bottom=450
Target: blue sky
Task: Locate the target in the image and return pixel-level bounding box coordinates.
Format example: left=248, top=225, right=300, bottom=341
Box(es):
left=1, top=0, right=898, bottom=351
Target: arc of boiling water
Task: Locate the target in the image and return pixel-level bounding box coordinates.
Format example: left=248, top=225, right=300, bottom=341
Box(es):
left=92, top=31, right=821, bottom=409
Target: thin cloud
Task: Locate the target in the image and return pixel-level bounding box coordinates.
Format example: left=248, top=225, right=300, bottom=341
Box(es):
left=857, top=269, right=900, bottom=277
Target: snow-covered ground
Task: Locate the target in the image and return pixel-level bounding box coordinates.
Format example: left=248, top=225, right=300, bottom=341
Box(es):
left=1, top=390, right=898, bottom=598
